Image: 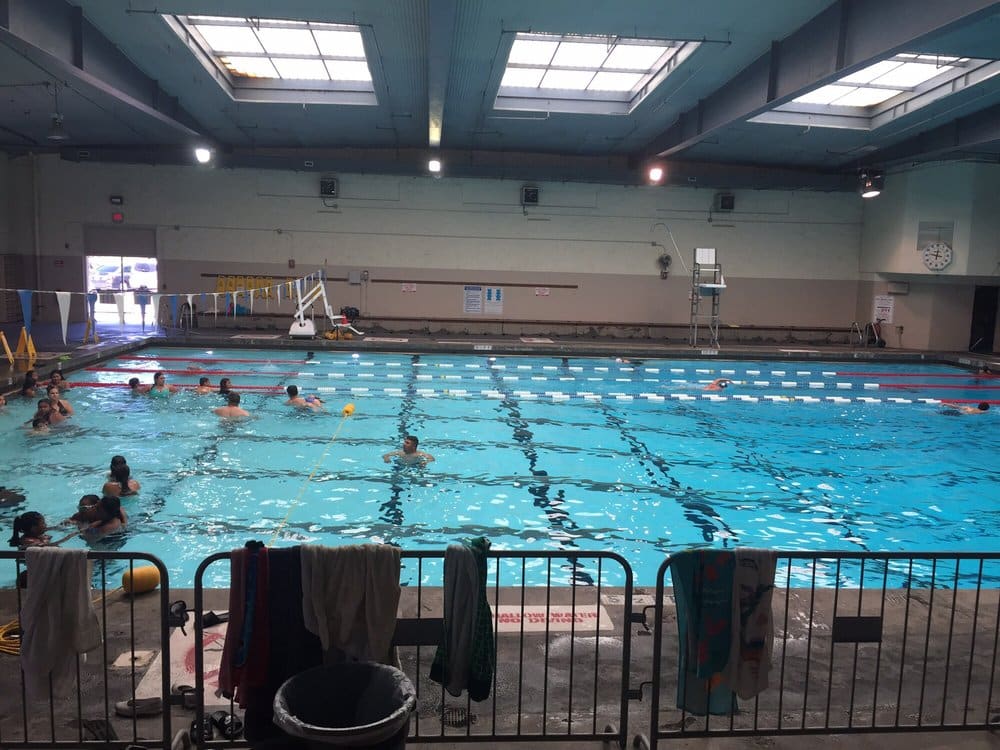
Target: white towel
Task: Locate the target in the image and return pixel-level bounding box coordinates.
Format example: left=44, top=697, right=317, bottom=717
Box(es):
left=724, top=548, right=777, bottom=699
left=300, top=544, right=400, bottom=663
left=20, top=548, right=101, bottom=700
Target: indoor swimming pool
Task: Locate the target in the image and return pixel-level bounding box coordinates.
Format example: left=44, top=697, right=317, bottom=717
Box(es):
left=2, top=347, right=998, bottom=587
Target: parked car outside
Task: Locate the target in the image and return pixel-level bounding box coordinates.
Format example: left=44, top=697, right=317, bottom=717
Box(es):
left=130, top=261, right=158, bottom=291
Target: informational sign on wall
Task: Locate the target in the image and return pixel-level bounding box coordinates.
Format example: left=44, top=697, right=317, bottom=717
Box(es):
left=463, top=285, right=482, bottom=314
left=873, top=294, right=894, bottom=323
left=401, top=283, right=416, bottom=292
left=535, top=287, right=550, bottom=296
left=484, top=286, right=503, bottom=314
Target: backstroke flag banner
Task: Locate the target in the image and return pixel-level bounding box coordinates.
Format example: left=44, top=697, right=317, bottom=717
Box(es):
left=55, top=291, right=71, bottom=345
left=18, top=290, right=32, bottom=335
left=115, top=293, right=126, bottom=326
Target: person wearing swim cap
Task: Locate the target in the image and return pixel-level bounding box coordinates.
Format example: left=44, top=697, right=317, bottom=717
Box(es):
left=705, top=378, right=733, bottom=391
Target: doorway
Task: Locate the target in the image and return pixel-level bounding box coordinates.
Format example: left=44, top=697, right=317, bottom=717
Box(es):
left=85, top=255, right=159, bottom=326
left=968, top=285, right=998, bottom=353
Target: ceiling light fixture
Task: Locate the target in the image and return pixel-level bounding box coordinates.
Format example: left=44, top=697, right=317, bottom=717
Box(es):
left=194, top=147, right=213, bottom=164
left=427, top=157, right=442, bottom=174
left=47, top=114, right=69, bottom=142
left=47, top=83, right=69, bottom=141
left=647, top=166, right=664, bottom=184
left=858, top=169, right=884, bottom=198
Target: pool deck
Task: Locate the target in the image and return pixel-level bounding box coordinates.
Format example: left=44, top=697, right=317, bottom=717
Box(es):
left=1, top=583, right=999, bottom=749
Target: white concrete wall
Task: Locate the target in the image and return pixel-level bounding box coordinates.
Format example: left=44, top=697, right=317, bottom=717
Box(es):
left=6, top=154, right=995, bottom=352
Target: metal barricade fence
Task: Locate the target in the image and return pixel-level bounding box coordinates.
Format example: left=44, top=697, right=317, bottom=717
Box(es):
left=193, top=548, right=636, bottom=747
left=636, top=551, right=1000, bottom=749
left=0, top=551, right=173, bottom=749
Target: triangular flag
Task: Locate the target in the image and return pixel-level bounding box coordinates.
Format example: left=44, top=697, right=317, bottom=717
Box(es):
left=225, top=292, right=232, bottom=315
left=276, top=284, right=282, bottom=303
left=114, top=293, right=126, bottom=325
left=86, top=292, right=98, bottom=321
left=212, top=293, right=219, bottom=319
left=151, top=294, right=161, bottom=327
left=169, top=295, right=179, bottom=326
left=17, top=290, right=32, bottom=334
left=200, top=292, right=207, bottom=310
left=187, top=294, right=195, bottom=326
left=55, top=291, right=71, bottom=345
left=248, top=289, right=254, bottom=314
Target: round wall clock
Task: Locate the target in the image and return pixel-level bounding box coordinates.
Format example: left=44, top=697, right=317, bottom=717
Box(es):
left=921, top=241, right=953, bottom=271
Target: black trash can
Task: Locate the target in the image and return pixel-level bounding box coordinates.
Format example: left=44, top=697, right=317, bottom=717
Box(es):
left=273, top=663, right=416, bottom=749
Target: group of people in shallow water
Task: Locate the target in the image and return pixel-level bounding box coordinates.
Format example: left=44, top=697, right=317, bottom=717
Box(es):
left=7, top=454, right=134, bottom=550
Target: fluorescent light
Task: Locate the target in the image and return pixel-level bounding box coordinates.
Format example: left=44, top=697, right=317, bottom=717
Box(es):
left=194, top=147, right=212, bottom=164
left=840, top=60, right=902, bottom=85
left=648, top=166, right=664, bottom=183
left=428, top=158, right=441, bottom=173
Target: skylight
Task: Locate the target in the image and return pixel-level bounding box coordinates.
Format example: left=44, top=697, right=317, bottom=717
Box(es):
left=168, top=15, right=377, bottom=104
left=495, top=32, right=699, bottom=115
left=750, top=53, right=997, bottom=130
left=790, top=55, right=958, bottom=109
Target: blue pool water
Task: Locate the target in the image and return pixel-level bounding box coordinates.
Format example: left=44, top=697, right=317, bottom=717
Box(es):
left=1, top=347, right=998, bottom=587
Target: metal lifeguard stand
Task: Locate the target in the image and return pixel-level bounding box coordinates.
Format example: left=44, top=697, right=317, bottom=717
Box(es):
left=289, top=271, right=365, bottom=339
left=688, top=247, right=725, bottom=347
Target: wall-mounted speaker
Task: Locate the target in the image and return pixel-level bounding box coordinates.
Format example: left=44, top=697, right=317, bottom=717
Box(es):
left=715, top=193, right=735, bottom=211
left=887, top=281, right=910, bottom=295
left=320, top=177, right=338, bottom=198
left=521, top=185, right=540, bottom=205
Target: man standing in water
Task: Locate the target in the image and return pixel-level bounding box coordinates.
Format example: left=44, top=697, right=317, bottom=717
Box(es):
left=383, top=435, right=434, bottom=466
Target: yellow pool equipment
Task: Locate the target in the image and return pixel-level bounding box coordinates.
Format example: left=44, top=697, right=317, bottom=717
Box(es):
left=342, top=402, right=355, bottom=417
left=122, top=565, right=161, bottom=594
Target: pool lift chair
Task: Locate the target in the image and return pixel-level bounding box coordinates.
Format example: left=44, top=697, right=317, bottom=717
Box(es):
left=289, top=272, right=365, bottom=339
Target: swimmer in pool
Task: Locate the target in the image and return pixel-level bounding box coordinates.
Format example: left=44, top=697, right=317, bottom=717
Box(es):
left=704, top=378, right=733, bottom=391
left=218, top=377, right=233, bottom=396
left=46, top=385, right=74, bottom=416
left=193, top=376, right=214, bottom=395
left=383, top=435, right=434, bottom=467
left=214, top=391, right=250, bottom=419
left=128, top=377, right=144, bottom=395
left=148, top=371, right=178, bottom=397
left=941, top=401, right=990, bottom=415
left=285, top=385, right=322, bottom=411
left=82, top=496, right=128, bottom=541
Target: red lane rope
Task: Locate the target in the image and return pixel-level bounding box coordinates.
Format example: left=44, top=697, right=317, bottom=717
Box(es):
left=123, top=355, right=305, bottom=364
left=86, top=366, right=300, bottom=376
left=836, top=371, right=996, bottom=379
left=70, top=381, right=287, bottom=393
left=876, top=383, right=1000, bottom=390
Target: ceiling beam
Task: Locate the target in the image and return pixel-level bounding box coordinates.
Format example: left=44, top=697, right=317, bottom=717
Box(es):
left=0, top=0, right=204, bottom=138
left=53, top=144, right=855, bottom=191
left=427, top=0, right=458, bottom=148
left=865, top=100, right=1000, bottom=164
left=647, top=0, right=1000, bottom=158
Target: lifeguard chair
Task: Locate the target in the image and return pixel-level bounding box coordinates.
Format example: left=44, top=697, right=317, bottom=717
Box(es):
left=289, top=272, right=364, bottom=339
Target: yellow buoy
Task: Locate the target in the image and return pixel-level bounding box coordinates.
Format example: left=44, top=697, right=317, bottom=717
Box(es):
left=342, top=403, right=355, bottom=416
left=122, top=565, right=161, bottom=594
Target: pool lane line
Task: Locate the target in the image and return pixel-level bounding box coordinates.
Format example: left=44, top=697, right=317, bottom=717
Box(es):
left=87, top=366, right=301, bottom=377
left=266, top=403, right=356, bottom=547
left=70, top=381, right=288, bottom=393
